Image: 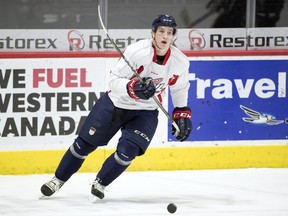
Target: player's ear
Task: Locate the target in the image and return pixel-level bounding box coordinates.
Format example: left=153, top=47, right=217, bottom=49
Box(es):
left=172, top=34, right=177, bottom=44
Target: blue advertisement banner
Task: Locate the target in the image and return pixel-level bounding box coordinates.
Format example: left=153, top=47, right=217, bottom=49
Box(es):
left=168, top=59, right=288, bottom=141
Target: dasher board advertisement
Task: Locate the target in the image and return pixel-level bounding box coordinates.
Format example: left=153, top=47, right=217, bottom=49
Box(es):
left=168, top=56, right=288, bottom=141
left=1, top=27, right=288, bottom=52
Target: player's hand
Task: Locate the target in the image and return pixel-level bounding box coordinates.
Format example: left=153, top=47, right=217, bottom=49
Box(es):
left=172, top=107, right=192, bottom=141
left=127, top=77, right=156, bottom=100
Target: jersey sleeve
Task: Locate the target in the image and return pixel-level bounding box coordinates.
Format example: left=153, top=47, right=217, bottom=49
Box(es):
left=108, top=44, right=138, bottom=97
left=169, top=55, right=190, bottom=108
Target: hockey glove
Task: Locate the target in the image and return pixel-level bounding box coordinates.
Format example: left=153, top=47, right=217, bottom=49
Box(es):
left=127, top=77, right=156, bottom=100
left=172, top=107, right=192, bottom=141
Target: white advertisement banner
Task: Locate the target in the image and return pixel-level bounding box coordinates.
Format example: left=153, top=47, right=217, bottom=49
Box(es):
left=0, top=58, right=172, bottom=151
left=0, top=58, right=109, bottom=150
left=0, top=27, right=287, bottom=52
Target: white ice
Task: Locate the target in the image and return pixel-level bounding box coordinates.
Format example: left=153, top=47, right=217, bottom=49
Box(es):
left=1, top=169, right=288, bottom=216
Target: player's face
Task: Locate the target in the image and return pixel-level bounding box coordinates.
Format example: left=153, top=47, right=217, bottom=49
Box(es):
left=153, top=26, right=174, bottom=50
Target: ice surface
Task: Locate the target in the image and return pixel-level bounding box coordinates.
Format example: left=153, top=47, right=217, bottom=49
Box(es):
left=1, top=169, right=288, bottom=216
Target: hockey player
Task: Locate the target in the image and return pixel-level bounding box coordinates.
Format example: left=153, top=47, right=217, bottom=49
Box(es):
left=40, top=14, right=192, bottom=199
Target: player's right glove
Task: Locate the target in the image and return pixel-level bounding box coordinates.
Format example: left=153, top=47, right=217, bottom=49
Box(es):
left=172, top=107, right=192, bottom=141
left=127, top=77, right=156, bottom=100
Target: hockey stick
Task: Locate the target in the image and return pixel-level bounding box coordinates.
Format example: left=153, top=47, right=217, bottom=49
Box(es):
left=97, top=5, right=180, bottom=136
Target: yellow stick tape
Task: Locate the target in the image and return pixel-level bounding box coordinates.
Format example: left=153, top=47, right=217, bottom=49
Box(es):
left=1, top=145, right=288, bottom=175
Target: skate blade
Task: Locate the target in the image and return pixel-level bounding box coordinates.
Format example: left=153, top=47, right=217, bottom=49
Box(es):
left=39, top=194, right=50, bottom=200
left=88, top=194, right=101, bottom=203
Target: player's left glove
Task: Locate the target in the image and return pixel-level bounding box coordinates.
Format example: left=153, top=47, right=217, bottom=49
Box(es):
left=172, top=107, right=192, bottom=141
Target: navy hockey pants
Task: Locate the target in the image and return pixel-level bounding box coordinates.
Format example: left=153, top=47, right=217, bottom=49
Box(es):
left=79, top=92, right=159, bottom=155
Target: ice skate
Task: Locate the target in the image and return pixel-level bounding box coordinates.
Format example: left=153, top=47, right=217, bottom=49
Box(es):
left=91, top=179, right=105, bottom=200
left=40, top=176, right=65, bottom=197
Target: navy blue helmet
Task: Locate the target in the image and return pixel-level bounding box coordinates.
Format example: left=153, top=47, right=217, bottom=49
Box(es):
left=152, top=15, right=177, bottom=35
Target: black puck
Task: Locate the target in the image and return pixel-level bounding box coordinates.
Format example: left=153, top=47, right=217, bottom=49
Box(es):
left=167, top=203, right=177, bottom=213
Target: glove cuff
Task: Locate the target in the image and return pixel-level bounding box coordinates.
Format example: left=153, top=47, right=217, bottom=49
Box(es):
left=127, top=78, right=140, bottom=99
left=172, top=107, right=192, bottom=120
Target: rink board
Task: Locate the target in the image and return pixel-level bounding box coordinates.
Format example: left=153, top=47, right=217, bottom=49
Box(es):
left=1, top=51, right=288, bottom=174
left=1, top=145, right=288, bottom=175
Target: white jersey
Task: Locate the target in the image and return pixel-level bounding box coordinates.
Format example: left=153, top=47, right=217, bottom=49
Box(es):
left=108, top=39, right=190, bottom=110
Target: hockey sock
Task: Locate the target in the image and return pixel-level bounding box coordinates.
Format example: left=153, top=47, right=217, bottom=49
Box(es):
left=55, top=137, right=97, bottom=181
left=96, top=152, right=130, bottom=186
left=55, top=148, right=85, bottom=182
